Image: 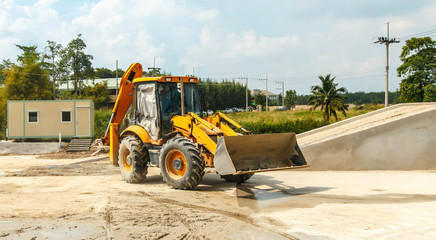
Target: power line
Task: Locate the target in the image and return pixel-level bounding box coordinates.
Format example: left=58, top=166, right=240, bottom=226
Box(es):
left=398, top=28, right=436, bottom=40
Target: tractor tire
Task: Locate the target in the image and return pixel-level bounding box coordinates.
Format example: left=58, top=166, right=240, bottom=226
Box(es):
left=159, top=137, right=204, bottom=190
left=118, top=135, right=148, bottom=183
left=221, top=173, right=254, bottom=184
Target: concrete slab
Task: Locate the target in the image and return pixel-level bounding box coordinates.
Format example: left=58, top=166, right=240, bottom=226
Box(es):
left=298, top=103, right=436, bottom=170
left=0, top=155, right=435, bottom=239
left=0, top=141, right=61, bottom=155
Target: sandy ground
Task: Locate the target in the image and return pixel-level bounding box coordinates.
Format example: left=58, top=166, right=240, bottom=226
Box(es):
left=0, top=154, right=435, bottom=240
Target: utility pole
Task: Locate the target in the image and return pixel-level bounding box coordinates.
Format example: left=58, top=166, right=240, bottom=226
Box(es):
left=276, top=81, right=284, bottom=107
left=147, top=57, right=161, bottom=76
left=259, top=77, right=269, bottom=111
left=115, top=60, right=118, bottom=96
left=239, top=77, right=249, bottom=111
left=51, top=52, right=55, bottom=99
left=374, top=22, right=400, bottom=107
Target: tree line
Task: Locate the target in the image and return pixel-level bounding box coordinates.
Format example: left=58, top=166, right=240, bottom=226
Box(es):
left=295, top=91, right=401, bottom=105
left=198, top=79, right=250, bottom=112
left=0, top=35, right=434, bottom=136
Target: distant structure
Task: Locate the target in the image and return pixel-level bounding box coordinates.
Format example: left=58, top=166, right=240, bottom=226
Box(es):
left=251, top=89, right=279, bottom=101
left=7, top=100, right=94, bottom=139
left=59, top=78, right=119, bottom=106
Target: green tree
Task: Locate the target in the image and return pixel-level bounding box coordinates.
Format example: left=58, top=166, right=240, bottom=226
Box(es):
left=116, top=68, right=125, bottom=78
left=397, top=37, right=436, bottom=102
left=4, top=45, right=52, bottom=100
left=284, top=89, right=297, bottom=109
left=95, top=67, right=114, bottom=78
left=65, top=34, right=94, bottom=95
left=423, top=84, right=436, bottom=102
left=43, top=40, right=65, bottom=99
left=308, top=74, right=348, bottom=122
left=94, top=67, right=125, bottom=79
left=0, top=89, right=7, bottom=138
left=0, top=59, right=14, bottom=85
left=197, top=79, right=248, bottom=111
left=81, top=81, right=111, bottom=109
left=253, top=93, right=266, bottom=107
left=143, top=69, right=170, bottom=77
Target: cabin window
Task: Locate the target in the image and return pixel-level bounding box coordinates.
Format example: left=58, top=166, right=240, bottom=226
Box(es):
left=61, top=111, right=72, bottom=123
left=27, top=111, right=38, bottom=123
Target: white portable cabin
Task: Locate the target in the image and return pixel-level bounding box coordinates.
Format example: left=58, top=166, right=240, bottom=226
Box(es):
left=7, top=100, right=94, bottom=139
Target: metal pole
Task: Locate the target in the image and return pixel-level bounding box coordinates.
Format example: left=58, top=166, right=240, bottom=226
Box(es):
left=180, top=77, right=185, bottom=116
left=265, top=76, right=269, bottom=111
left=385, top=23, right=389, bottom=108
left=239, top=77, right=249, bottom=111
left=385, top=42, right=389, bottom=108
left=246, top=78, right=248, bottom=111
left=52, top=54, right=55, bottom=99
left=374, top=22, right=398, bottom=108
left=282, top=82, right=285, bottom=107
left=116, top=60, right=119, bottom=96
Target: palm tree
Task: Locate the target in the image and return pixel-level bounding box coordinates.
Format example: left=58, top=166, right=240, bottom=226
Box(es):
left=308, top=74, right=348, bottom=122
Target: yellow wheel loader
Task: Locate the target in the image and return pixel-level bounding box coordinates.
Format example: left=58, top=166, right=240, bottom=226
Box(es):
left=102, top=63, right=308, bottom=190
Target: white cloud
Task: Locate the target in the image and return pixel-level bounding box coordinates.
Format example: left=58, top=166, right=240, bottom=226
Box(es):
left=0, top=0, right=435, bottom=94
left=179, top=26, right=301, bottom=76
left=190, top=8, right=219, bottom=21
left=226, top=30, right=300, bottom=57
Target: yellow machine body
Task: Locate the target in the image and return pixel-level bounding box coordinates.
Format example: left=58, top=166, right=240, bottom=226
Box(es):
left=102, top=63, right=307, bottom=183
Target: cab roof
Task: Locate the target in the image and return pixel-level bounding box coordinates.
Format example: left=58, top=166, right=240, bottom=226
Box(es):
left=133, top=76, right=198, bottom=84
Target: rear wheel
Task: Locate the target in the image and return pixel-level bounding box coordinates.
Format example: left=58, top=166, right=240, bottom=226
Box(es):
left=221, top=173, right=254, bottom=183
left=118, top=135, right=148, bottom=183
left=159, top=137, right=204, bottom=190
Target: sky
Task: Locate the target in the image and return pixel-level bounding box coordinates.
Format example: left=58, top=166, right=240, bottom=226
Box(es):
left=1, top=0, right=435, bottom=95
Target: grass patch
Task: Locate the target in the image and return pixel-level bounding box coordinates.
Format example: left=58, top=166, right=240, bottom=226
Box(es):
left=90, top=104, right=383, bottom=137
left=226, top=104, right=384, bottom=134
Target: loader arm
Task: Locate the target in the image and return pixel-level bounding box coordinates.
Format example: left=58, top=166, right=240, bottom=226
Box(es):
left=171, top=112, right=308, bottom=175
left=171, top=112, right=224, bottom=155
left=101, top=63, right=143, bottom=145
left=205, top=112, right=251, bottom=135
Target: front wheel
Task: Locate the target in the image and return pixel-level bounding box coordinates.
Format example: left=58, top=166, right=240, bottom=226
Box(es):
left=118, top=135, right=148, bottom=183
left=159, top=137, right=204, bottom=190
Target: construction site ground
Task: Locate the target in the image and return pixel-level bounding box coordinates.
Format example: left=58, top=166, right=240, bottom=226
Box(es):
left=1, top=154, right=435, bottom=240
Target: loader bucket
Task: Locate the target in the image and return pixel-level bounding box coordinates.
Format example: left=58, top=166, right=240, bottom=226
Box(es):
left=214, top=133, right=308, bottom=175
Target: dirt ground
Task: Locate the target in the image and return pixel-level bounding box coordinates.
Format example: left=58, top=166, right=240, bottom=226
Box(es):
left=0, top=154, right=436, bottom=240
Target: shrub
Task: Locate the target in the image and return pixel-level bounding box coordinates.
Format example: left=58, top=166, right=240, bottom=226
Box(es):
left=241, top=119, right=328, bottom=134
left=94, top=109, right=112, bottom=138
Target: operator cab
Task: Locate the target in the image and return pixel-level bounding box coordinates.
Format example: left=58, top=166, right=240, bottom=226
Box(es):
left=133, top=76, right=201, bottom=140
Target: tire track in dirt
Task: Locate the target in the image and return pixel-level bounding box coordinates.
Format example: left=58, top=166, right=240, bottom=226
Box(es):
left=104, top=195, right=113, bottom=240
left=139, top=191, right=201, bottom=239
left=139, top=191, right=298, bottom=240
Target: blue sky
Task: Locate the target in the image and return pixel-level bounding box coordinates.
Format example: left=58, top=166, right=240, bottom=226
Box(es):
left=1, top=0, right=435, bottom=94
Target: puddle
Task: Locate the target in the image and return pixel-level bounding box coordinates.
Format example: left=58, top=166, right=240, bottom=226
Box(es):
left=235, top=182, right=436, bottom=211
left=235, top=183, right=332, bottom=210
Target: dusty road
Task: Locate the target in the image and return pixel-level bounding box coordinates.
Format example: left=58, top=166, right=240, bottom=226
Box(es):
left=0, top=155, right=436, bottom=240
